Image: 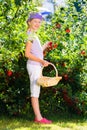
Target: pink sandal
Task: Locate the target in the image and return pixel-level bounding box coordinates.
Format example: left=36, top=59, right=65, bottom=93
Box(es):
left=34, top=118, right=52, bottom=124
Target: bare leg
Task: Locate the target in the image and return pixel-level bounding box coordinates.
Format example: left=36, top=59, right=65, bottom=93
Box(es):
left=31, top=97, right=43, bottom=120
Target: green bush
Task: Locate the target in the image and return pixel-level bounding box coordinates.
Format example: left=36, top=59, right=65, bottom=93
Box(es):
left=0, top=0, right=87, bottom=116
left=39, top=0, right=87, bottom=115
left=0, top=0, right=36, bottom=115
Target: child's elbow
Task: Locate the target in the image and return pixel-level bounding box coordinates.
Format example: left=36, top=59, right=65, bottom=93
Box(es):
left=25, top=52, right=28, bottom=58
left=25, top=52, right=31, bottom=59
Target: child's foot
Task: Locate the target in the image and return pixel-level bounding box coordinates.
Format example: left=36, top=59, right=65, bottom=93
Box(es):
left=34, top=118, right=52, bottom=124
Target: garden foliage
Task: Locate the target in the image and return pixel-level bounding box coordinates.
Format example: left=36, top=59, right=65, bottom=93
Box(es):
left=0, top=0, right=87, bottom=116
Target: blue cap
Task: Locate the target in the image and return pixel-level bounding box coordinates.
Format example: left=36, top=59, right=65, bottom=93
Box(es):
left=27, top=12, right=43, bottom=21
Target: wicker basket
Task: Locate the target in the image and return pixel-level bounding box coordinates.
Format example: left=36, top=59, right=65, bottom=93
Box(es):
left=37, top=63, right=62, bottom=87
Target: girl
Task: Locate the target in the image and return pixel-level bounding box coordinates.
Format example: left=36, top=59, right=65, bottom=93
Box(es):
left=25, top=12, right=52, bottom=124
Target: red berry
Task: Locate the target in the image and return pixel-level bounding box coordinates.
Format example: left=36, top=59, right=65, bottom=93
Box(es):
left=7, top=70, right=13, bottom=76
left=56, top=23, right=61, bottom=29
left=53, top=44, right=58, bottom=49
left=64, top=74, right=68, bottom=80
left=65, top=28, right=70, bottom=33
left=81, top=50, right=85, bottom=55
left=62, top=62, right=66, bottom=67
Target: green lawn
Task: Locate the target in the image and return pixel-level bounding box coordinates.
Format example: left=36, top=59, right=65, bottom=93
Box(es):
left=0, top=114, right=87, bottom=130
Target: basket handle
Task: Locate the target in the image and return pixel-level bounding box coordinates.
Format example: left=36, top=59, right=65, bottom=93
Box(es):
left=42, top=63, right=58, bottom=77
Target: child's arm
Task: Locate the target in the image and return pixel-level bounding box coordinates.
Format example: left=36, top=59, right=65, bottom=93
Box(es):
left=25, top=41, right=50, bottom=66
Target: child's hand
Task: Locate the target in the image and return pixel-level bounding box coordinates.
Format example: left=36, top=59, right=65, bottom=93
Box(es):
left=42, top=60, right=50, bottom=67
left=43, top=41, right=53, bottom=50
left=45, top=41, right=53, bottom=48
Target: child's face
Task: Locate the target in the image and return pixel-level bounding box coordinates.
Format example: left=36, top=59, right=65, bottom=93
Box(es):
left=29, top=18, right=42, bottom=31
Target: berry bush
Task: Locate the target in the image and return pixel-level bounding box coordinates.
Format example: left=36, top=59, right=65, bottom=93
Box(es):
left=0, top=0, right=87, bottom=116
left=39, top=0, right=87, bottom=116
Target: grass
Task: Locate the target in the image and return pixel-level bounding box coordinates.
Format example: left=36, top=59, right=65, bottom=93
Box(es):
left=0, top=113, right=87, bottom=130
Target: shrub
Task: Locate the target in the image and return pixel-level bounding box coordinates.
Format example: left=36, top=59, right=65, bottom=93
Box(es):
left=0, top=0, right=87, bottom=116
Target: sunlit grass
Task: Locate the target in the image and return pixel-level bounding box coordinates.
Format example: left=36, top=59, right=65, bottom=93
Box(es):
left=0, top=114, right=87, bottom=130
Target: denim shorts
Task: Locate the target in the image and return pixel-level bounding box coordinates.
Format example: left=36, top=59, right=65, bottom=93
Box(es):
left=27, top=63, right=42, bottom=98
